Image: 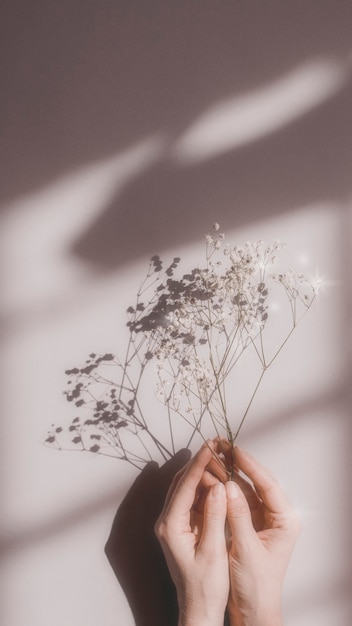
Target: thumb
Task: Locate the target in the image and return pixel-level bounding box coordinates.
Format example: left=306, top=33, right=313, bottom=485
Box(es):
left=225, top=481, right=256, bottom=553
left=198, top=482, right=227, bottom=554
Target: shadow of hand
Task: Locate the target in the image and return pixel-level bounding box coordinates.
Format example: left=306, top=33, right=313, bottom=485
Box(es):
left=105, top=449, right=191, bottom=626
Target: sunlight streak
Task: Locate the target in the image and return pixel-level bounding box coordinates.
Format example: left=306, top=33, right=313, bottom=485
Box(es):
left=173, top=58, right=349, bottom=163
left=0, top=135, right=165, bottom=317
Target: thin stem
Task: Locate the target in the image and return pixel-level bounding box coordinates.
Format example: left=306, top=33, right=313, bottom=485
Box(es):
left=233, top=368, right=267, bottom=441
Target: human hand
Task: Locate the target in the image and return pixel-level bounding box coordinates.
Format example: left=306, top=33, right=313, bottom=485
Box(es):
left=155, top=441, right=229, bottom=626
left=223, top=446, right=301, bottom=626
left=105, top=449, right=191, bottom=626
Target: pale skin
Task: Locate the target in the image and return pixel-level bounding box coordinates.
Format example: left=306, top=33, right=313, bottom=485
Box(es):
left=155, top=440, right=301, bottom=626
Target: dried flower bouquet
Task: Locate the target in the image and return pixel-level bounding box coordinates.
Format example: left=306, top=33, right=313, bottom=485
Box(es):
left=47, top=225, right=321, bottom=476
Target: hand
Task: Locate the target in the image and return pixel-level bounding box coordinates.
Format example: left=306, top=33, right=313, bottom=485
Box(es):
left=105, top=449, right=191, bottom=626
left=155, top=441, right=229, bottom=626
left=224, top=446, right=301, bottom=626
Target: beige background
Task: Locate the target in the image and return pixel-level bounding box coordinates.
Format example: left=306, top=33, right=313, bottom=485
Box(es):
left=1, top=2, right=351, bottom=625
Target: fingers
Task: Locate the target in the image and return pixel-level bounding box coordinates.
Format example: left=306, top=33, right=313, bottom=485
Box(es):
left=198, top=482, right=227, bottom=554
left=161, top=459, right=191, bottom=511
left=225, top=481, right=257, bottom=551
left=162, top=441, right=215, bottom=522
left=207, top=438, right=235, bottom=481
left=206, top=456, right=229, bottom=483
left=234, top=446, right=292, bottom=516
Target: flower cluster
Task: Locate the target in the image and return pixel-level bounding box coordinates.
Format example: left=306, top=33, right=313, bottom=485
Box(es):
left=47, top=226, right=321, bottom=471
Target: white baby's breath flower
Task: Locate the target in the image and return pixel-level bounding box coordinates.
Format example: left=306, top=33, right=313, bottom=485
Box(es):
left=156, top=388, right=167, bottom=403
left=56, top=225, right=322, bottom=470
left=311, top=277, right=323, bottom=294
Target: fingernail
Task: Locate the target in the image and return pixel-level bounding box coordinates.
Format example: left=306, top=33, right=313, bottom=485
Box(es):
left=212, top=482, right=225, bottom=499
left=226, top=481, right=240, bottom=499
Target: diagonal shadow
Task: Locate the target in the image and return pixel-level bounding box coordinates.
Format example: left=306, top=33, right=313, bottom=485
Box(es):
left=71, top=79, right=352, bottom=271
left=0, top=373, right=348, bottom=560
left=105, top=448, right=190, bottom=626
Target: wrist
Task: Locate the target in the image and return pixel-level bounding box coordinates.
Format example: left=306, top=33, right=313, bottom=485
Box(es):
left=177, top=617, right=223, bottom=626
left=179, top=617, right=224, bottom=626
left=179, top=620, right=224, bottom=626
left=178, top=607, right=225, bottom=626
left=227, top=602, right=283, bottom=626
left=177, top=589, right=226, bottom=626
